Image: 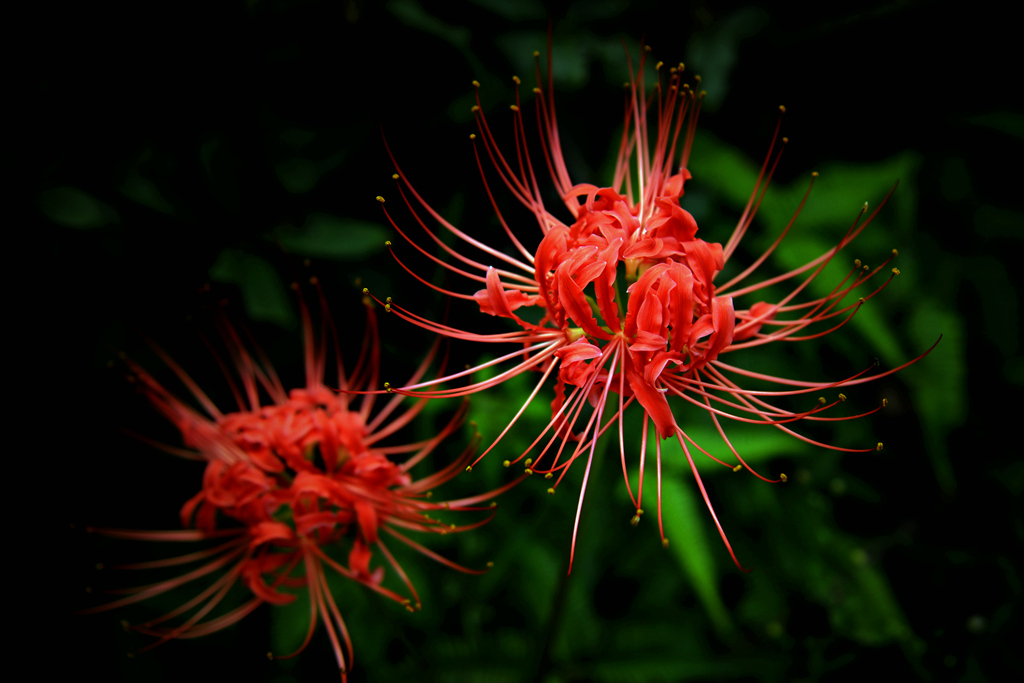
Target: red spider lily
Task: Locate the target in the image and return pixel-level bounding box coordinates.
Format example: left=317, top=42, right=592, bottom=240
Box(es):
left=84, top=285, right=521, bottom=681
left=371, top=43, right=937, bottom=574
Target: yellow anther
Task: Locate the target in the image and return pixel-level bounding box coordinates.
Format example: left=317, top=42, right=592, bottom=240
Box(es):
left=450, top=523, right=456, bottom=530
left=405, top=604, right=415, bottom=613
left=892, top=267, right=901, bottom=276
left=392, top=173, right=399, bottom=180
left=510, top=104, right=520, bottom=112
left=662, top=538, right=670, bottom=548
left=471, top=105, right=480, bottom=113
left=376, top=195, right=385, bottom=203
left=812, top=171, right=819, bottom=177
left=533, top=51, right=539, bottom=57
left=489, top=501, right=497, bottom=508
left=426, top=491, right=433, bottom=498
left=524, top=468, right=533, bottom=475
left=780, top=473, right=788, bottom=482
left=546, top=487, right=555, bottom=495
left=385, top=240, right=391, bottom=247
left=362, top=287, right=369, bottom=294
left=472, top=80, right=480, bottom=88
left=876, top=442, right=884, bottom=451
left=818, top=396, right=826, bottom=405
left=502, top=460, right=510, bottom=467
left=863, top=264, right=870, bottom=272
left=524, top=458, right=533, bottom=466
left=513, top=75, right=521, bottom=84
left=267, top=652, right=275, bottom=661
left=733, top=464, right=742, bottom=472
left=644, top=45, right=652, bottom=52
left=694, top=74, right=701, bottom=83
left=892, top=248, right=899, bottom=257
left=442, top=501, right=449, bottom=509
left=386, top=296, right=392, bottom=303
left=465, top=465, right=473, bottom=472
left=469, top=133, right=476, bottom=140
left=533, top=87, right=542, bottom=94
left=858, top=297, right=865, bottom=304
left=655, top=61, right=664, bottom=70
left=882, top=398, right=888, bottom=407
left=782, top=136, right=789, bottom=144
left=630, top=514, right=640, bottom=526
left=487, top=560, right=495, bottom=567
left=544, top=472, right=553, bottom=479
left=779, top=104, right=786, bottom=113
left=854, top=259, right=862, bottom=268
left=838, top=393, right=847, bottom=401
left=384, top=304, right=391, bottom=313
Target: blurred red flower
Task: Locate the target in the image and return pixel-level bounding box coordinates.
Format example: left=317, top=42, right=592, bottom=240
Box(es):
left=85, top=285, right=519, bottom=680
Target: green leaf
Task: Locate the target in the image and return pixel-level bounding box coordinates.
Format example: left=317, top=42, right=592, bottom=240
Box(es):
left=276, top=215, right=388, bottom=261
left=269, top=589, right=312, bottom=661
left=906, top=302, right=964, bottom=495
left=660, top=471, right=735, bottom=638
left=120, top=172, right=175, bottom=214
left=38, top=186, right=118, bottom=229
left=208, top=249, right=296, bottom=328
left=660, top=421, right=807, bottom=476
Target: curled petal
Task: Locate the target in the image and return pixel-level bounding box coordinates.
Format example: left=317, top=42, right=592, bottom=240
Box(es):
left=704, top=296, right=736, bottom=363
left=680, top=240, right=725, bottom=293
left=295, top=511, right=346, bottom=537
left=594, top=238, right=624, bottom=331
left=249, top=521, right=295, bottom=548
left=733, top=301, right=778, bottom=341
left=625, top=361, right=676, bottom=439
left=642, top=350, right=683, bottom=387
left=555, top=267, right=612, bottom=340
left=661, top=169, right=691, bottom=198
left=242, top=560, right=297, bottom=606
left=555, top=338, right=604, bottom=387
left=647, top=198, right=698, bottom=242
left=354, top=499, right=379, bottom=545
left=348, top=537, right=385, bottom=585
left=631, top=329, right=668, bottom=353
left=473, top=266, right=538, bottom=318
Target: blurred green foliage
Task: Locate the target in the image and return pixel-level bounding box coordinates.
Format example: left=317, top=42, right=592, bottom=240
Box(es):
left=50, top=1, right=1020, bottom=682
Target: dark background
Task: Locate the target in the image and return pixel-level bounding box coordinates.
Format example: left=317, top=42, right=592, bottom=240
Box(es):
left=38, top=1, right=1019, bottom=681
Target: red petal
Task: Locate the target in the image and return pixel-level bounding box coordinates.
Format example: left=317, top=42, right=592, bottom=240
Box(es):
left=625, top=362, right=676, bottom=439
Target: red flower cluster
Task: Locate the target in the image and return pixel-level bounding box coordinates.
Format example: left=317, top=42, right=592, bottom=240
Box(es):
left=373, top=46, right=936, bottom=571
left=86, top=287, right=518, bottom=680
